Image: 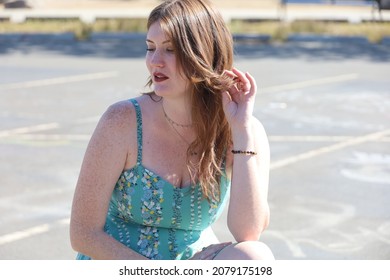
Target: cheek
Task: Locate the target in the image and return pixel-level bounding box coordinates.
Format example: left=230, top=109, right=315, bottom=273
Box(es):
left=177, top=70, right=189, bottom=85
left=145, top=54, right=152, bottom=71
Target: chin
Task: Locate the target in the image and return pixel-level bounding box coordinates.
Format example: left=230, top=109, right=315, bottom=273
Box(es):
left=153, top=85, right=188, bottom=99
left=153, top=89, right=166, bottom=97
left=153, top=86, right=174, bottom=97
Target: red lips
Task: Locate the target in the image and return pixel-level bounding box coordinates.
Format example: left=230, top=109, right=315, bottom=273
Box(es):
left=153, top=72, right=169, bottom=82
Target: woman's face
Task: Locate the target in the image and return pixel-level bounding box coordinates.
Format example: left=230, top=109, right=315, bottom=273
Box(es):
left=146, top=22, right=190, bottom=99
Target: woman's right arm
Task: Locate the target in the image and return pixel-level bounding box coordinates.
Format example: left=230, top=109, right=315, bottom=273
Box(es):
left=70, top=101, right=148, bottom=260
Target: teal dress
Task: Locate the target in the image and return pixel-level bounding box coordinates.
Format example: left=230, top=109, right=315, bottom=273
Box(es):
left=76, top=99, right=231, bottom=260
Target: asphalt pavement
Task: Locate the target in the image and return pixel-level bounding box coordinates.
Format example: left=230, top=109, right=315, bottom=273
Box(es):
left=0, top=33, right=389, bottom=260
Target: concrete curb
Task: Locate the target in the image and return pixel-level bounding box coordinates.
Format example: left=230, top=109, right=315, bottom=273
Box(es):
left=1, top=5, right=389, bottom=23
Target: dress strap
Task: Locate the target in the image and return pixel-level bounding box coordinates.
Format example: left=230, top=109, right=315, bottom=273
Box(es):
left=129, top=99, right=143, bottom=164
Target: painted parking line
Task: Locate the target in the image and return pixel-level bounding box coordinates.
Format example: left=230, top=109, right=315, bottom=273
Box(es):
left=269, top=135, right=353, bottom=142
left=0, top=218, right=69, bottom=246
left=6, top=134, right=91, bottom=141
left=269, top=136, right=390, bottom=142
left=261, top=73, right=359, bottom=94
left=0, top=115, right=101, bottom=139
left=0, top=71, right=118, bottom=90
left=270, top=129, right=390, bottom=170
left=0, top=123, right=60, bottom=138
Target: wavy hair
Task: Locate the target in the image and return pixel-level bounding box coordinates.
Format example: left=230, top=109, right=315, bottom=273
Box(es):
left=146, top=0, right=235, bottom=201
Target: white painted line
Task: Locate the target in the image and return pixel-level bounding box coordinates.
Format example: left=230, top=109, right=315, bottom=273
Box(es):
left=261, top=73, right=359, bottom=94
left=0, top=116, right=100, bottom=142
left=0, top=224, right=50, bottom=245
left=9, top=134, right=91, bottom=141
left=269, top=135, right=353, bottom=142
left=75, top=116, right=101, bottom=124
left=270, top=129, right=390, bottom=170
left=0, top=123, right=60, bottom=138
left=265, top=230, right=306, bottom=258
left=0, top=71, right=118, bottom=90
left=0, top=218, right=70, bottom=246
left=377, top=137, right=390, bottom=142
left=57, top=218, right=71, bottom=226
left=0, top=115, right=101, bottom=140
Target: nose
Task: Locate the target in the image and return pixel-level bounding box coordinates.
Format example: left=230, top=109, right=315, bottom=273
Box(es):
left=149, top=49, right=164, bottom=68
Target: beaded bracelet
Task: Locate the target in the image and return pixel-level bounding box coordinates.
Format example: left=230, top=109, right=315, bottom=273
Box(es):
left=231, top=150, right=257, bottom=155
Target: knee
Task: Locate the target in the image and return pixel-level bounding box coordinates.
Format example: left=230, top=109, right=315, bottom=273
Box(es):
left=213, top=241, right=275, bottom=260
left=235, top=241, right=275, bottom=260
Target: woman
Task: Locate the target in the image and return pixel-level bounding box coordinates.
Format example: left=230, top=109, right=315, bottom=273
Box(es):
left=70, top=0, right=274, bottom=260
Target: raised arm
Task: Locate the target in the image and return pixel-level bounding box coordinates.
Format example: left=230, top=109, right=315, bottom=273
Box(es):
left=222, top=68, right=270, bottom=242
left=69, top=101, right=148, bottom=259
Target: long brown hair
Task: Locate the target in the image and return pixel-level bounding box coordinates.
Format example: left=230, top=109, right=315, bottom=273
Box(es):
left=146, top=0, right=234, bottom=201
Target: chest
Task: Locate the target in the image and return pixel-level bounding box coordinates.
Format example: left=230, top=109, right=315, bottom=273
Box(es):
left=141, top=120, right=197, bottom=188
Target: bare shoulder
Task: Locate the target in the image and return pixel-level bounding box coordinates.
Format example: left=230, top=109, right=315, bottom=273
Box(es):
left=99, top=99, right=136, bottom=129
left=89, top=99, right=138, bottom=158
left=80, top=98, right=141, bottom=180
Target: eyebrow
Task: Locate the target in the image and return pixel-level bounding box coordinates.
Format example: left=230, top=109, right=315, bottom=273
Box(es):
left=146, top=39, right=171, bottom=44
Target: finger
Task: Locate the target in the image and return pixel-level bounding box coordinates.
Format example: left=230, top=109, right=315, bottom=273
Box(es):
left=223, top=69, right=247, bottom=95
left=232, top=68, right=250, bottom=92
left=245, top=72, right=257, bottom=96
left=222, top=69, right=236, bottom=79
left=203, top=243, right=232, bottom=259
left=232, top=67, right=245, bottom=78
left=207, top=242, right=232, bottom=254
left=223, top=69, right=241, bottom=86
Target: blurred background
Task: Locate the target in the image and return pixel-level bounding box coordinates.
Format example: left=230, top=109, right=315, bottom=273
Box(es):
left=1, top=1, right=390, bottom=42
left=0, top=0, right=389, bottom=260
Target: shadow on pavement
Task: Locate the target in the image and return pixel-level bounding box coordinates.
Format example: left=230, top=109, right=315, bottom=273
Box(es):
left=1, top=33, right=390, bottom=61
left=235, top=35, right=390, bottom=62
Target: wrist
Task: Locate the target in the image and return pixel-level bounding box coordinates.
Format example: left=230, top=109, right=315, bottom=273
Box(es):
left=231, top=122, right=252, bottom=136
left=230, top=117, right=253, bottom=133
left=232, top=129, right=255, bottom=151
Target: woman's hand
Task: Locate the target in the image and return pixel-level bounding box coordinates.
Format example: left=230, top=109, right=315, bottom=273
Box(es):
left=222, top=67, right=257, bottom=131
left=190, top=242, right=232, bottom=260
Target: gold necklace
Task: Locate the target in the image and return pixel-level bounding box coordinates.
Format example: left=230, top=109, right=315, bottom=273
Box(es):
left=163, top=105, right=197, bottom=156
left=170, top=121, right=191, bottom=145
left=169, top=121, right=198, bottom=156
left=162, top=103, right=193, bottom=128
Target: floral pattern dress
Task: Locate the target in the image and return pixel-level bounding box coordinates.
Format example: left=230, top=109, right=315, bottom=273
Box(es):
left=76, top=99, right=230, bottom=260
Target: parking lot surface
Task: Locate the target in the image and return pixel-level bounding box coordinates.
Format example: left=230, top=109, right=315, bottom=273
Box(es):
left=0, top=33, right=389, bottom=259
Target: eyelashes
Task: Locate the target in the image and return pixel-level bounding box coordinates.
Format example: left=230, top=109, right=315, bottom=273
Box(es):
left=146, top=48, right=175, bottom=53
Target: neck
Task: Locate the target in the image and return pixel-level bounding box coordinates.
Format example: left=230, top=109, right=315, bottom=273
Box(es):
left=161, top=97, right=193, bottom=127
